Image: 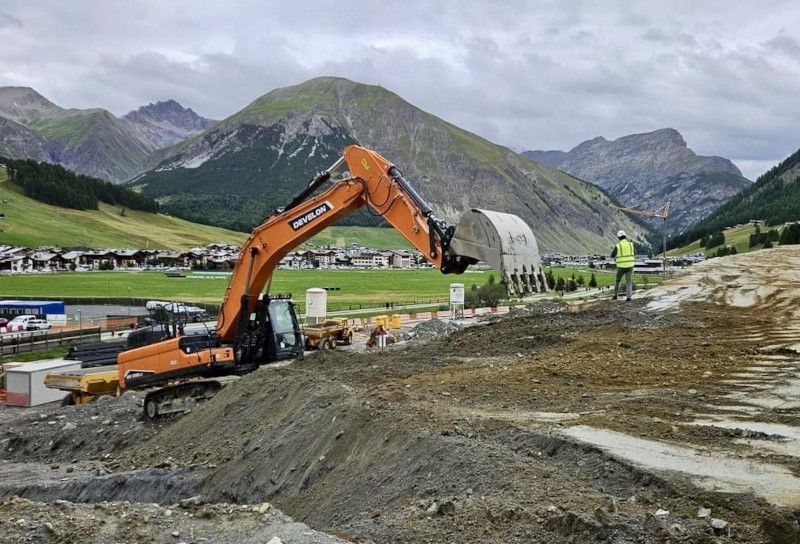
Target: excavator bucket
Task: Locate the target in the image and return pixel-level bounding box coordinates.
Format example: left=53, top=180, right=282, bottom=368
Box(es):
left=449, top=209, right=548, bottom=297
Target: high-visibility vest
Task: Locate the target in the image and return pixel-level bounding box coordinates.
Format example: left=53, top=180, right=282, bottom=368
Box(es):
left=615, top=239, right=635, bottom=268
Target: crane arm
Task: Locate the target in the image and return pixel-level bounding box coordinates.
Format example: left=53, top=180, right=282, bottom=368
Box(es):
left=609, top=202, right=670, bottom=220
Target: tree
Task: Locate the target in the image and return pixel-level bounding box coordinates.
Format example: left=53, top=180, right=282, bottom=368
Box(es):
left=478, top=282, right=507, bottom=307
left=555, top=276, right=566, bottom=293
left=545, top=269, right=556, bottom=289
left=566, top=278, right=577, bottom=292
left=588, top=273, right=598, bottom=288
left=464, top=276, right=508, bottom=308
left=763, top=239, right=773, bottom=249
left=576, top=274, right=585, bottom=287
left=706, top=231, right=726, bottom=249
left=779, top=223, right=800, bottom=245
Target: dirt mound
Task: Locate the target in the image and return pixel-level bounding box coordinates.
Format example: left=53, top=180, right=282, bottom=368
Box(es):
left=106, top=298, right=792, bottom=542
left=0, top=495, right=346, bottom=544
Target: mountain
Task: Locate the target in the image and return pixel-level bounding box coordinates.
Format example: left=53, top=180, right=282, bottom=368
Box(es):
left=0, top=87, right=215, bottom=182
left=522, top=150, right=567, bottom=169
left=0, top=116, right=52, bottom=162
left=522, top=129, right=751, bottom=234
left=123, top=100, right=217, bottom=148
left=129, top=77, right=643, bottom=254
left=668, top=146, right=800, bottom=249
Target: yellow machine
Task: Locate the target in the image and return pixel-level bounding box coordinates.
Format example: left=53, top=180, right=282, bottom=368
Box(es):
left=303, top=318, right=355, bottom=350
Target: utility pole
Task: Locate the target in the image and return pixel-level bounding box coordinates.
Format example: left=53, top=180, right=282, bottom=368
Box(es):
left=609, top=202, right=671, bottom=278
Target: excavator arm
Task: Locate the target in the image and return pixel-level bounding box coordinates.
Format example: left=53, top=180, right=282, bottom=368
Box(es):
left=88, top=144, right=548, bottom=417
left=216, top=145, right=547, bottom=343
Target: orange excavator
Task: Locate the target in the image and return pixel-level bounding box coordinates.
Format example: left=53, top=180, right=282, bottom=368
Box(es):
left=55, top=145, right=547, bottom=418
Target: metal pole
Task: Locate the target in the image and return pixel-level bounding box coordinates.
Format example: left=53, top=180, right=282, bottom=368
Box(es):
left=77, top=309, right=82, bottom=342
left=662, top=217, right=667, bottom=278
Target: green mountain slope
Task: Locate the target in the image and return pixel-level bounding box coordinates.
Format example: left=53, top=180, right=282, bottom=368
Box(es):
left=668, top=147, right=800, bottom=249
left=131, top=77, right=644, bottom=253
left=0, top=165, right=415, bottom=250
left=0, top=167, right=246, bottom=249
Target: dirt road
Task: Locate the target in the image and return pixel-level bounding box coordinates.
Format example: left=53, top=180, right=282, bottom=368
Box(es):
left=3, top=247, right=800, bottom=542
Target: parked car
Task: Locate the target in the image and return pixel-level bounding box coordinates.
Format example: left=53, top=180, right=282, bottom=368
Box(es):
left=26, top=318, right=52, bottom=331
left=6, top=315, right=39, bottom=329
left=0, top=317, right=8, bottom=327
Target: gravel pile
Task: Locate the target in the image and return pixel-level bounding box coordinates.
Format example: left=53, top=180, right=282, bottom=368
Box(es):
left=408, top=318, right=463, bottom=341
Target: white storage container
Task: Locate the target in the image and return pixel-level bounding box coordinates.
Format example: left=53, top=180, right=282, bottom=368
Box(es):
left=3, top=359, right=82, bottom=407
left=450, top=283, right=465, bottom=304
left=305, top=288, right=328, bottom=325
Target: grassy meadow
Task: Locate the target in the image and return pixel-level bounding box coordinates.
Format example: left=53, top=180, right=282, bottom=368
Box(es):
left=0, top=168, right=413, bottom=251
left=0, top=264, right=637, bottom=317
left=667, top=223, right=759, bottom=257
left=0, top=269, right=497, bottom=313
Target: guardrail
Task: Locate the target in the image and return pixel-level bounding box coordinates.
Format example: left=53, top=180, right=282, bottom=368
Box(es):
left=0, top=327, right=102, bottom=357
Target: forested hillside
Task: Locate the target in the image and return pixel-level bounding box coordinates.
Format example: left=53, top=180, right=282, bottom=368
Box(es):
left=1, top=157, right=159, bottom=213
left=668, top=148, right=800, bottom=249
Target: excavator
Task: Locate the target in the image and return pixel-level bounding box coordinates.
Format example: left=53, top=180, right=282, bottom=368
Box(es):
left=49, top=145, right=547, bottom=419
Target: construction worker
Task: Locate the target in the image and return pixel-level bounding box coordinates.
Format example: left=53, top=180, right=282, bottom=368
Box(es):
left=611, top=230, right=635, bottom=301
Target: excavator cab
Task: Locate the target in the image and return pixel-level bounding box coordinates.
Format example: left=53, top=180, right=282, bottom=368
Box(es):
left=265, top=296, right=303, bottom=360
left=233, top=294, right=303, bottom=367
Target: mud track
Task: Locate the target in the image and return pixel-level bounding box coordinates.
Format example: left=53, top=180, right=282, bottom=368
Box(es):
left=3, top=247, right=800, bottom=543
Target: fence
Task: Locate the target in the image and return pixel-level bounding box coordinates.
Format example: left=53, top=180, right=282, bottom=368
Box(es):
left=0, top=327, right=102, bottom=357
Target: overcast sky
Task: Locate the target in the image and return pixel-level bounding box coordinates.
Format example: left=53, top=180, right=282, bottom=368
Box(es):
left=1, top=1, right=798, bottom=181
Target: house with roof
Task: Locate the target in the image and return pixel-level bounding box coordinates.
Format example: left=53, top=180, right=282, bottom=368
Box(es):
left=81, top=249, right=116, bottom=270
left=390, top=250, right=412, bottom=269
left=112, top=249, right=147, bottom=269
left=29, top=250, right=68, bottom=271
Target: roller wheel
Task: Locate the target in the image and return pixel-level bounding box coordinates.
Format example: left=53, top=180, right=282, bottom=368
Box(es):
left=343, top=332, right=353, bottom=345
left=144, top=397, right=159, bottom=420
left=327, top=337, right=337, bottom=350
left=320, top=338, right=330, bottom=350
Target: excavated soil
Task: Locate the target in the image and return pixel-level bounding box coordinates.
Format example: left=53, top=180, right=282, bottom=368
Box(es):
left=3, top=247, right=800, bottom=543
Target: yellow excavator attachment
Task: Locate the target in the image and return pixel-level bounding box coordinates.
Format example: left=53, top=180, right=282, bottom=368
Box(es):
left=449, top=209, right=548, bottom=297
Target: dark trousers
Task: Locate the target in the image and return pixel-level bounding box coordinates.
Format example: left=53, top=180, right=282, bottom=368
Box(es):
left=614, top=267, right=633, bottom=299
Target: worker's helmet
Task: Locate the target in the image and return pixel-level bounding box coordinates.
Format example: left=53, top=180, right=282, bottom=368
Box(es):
left=617, top=230, right=627, bottom=238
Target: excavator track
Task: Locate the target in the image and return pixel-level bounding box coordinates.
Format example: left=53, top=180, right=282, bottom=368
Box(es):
left=142, top=376, right=240, bottom=420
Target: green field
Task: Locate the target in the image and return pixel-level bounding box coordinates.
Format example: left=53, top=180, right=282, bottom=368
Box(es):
left=305, top=226, right=412, bottom=250
left=0, top=264, right=649, bottom=316
left=0, top=269, right=498, bottom=313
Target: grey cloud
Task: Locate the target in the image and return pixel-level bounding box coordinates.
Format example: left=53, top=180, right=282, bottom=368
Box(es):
left=765, top=35, right=800, bottom=58
left=0, top=12, right=22, bottom=29
left=0, top=1, right=798, bottom=182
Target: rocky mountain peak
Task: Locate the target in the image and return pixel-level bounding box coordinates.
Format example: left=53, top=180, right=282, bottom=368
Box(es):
left=523, top=128, right=751, bottom=234
left=0, top=86, right=62, bottom=124
left=124, top=100, right=215, bottom=130
left=122, top=99, right=216, bottom=149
